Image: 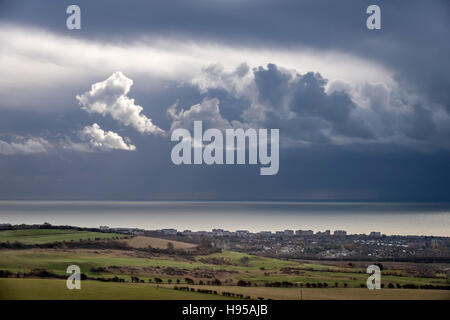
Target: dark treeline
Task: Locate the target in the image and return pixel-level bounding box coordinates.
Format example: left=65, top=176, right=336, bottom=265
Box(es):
left=174, top=286, right=252, bottom=299
left=0, top=222, right=101, bottom=233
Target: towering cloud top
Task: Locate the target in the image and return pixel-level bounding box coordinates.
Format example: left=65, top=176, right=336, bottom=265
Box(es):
left=76, top=72, right=164, bottom=135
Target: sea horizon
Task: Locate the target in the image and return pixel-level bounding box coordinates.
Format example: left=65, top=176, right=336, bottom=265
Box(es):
left=1, top=200, right=449, bottom=237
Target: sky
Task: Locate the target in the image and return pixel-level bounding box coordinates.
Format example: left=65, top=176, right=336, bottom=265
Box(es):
left=0, top=0, right=449, bottom=201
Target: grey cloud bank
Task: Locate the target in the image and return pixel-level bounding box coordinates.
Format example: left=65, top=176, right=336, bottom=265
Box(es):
left=0, top=138, right=51, bottom=155
left=0, top=1, right=449, bottom=201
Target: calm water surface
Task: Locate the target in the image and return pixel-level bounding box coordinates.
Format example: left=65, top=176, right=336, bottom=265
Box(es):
left=0, top=201, right=449, bottom=236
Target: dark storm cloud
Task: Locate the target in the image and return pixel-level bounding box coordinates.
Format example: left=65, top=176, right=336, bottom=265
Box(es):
left=253, top=65, right=374, bottom=139
left=360, top=81, right=443, bottom=144
left=1, top=0, right=450, bottom=201
left=254, top=64, right=292, bottom=108
left=1, top=139, right=450, bottom=201
left=195, top=62, right=449, bottom=147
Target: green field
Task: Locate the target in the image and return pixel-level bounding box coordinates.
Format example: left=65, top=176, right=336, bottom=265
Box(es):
left=0, top=229, right=123, bottom=245
left=0, top=249, right=203, bottom=276
left=0, top=278, right=231, bottom=300
left=0, top=248, right=448, bottom=290
left=0, top=231, right=448, bottom=300
left=0, top=249, right=297, bottom=278
left=0, top=278, right=447, bottom=300
left=199, top=250, right=298, bottom=269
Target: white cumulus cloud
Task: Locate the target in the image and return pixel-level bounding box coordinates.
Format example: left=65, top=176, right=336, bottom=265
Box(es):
left=76, top=72, right=164, bottom=135
left=79, top=123, right=136, bottom=151
left=0, top=138, right=52, bottom=155
left=169, top=98, right=243, bottom=132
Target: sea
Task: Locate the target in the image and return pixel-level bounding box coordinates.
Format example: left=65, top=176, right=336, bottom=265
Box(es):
left=0, top=201, right=449, bottom=236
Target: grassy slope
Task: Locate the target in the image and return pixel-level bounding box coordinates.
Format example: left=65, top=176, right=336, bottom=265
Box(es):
left=200, top=251, right=449, bottom=288
left=0, top=249, right=447, bottom=289
left=0, top=229, right=123, bottom=245
left=199, top=250, right=298, bottom=269
left=121, top=236, right=196, bottom=250
left=0, top=249, right=197, bottom=278
left=0, top=230, right=447, bottom=299
left=0, top=278, right=231, bottom=300
left=0, top=249, right=296, bottom=276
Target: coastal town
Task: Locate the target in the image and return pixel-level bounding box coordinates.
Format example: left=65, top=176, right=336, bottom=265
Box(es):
left=1, top=222, right=449, bottom=301
left=1, top=222, right=448, bottom=262
left=99, top=225, right=449, bottom=262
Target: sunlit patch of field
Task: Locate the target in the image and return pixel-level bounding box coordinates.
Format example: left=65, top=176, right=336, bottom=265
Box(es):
left=120, top=236, right=196, bottom=250
left=197, top=250, right=299, bottom=270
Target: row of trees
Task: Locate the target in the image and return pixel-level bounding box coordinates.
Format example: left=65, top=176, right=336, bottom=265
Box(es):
left=387, top=283, right=450, bottom=290
left=105, top=276, right=450, bottom=290
left=0, top=222, right=101, bottom=232
left=173, top=286, right=254, bottom=299
left=94, top=276, right=125, bottom=282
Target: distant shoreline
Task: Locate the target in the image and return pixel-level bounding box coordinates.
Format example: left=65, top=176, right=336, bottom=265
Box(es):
left=1, top=201, right=449, bottom=237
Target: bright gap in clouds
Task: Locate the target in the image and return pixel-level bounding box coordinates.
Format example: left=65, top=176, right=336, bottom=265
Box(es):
left=0, top=23, right=394, bottom=110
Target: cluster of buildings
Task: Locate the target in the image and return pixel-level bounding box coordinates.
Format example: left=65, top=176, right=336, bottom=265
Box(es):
left=168, top=228, right=350, bottom=237
left=0, top=222, right=447, bottom=260
left=98, top=226, right=448, bottom=260
left=99, top=225, right=384, bottom=240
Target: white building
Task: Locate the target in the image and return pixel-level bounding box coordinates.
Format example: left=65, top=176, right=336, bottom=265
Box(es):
left=160, top=228, right=177, bottom=236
